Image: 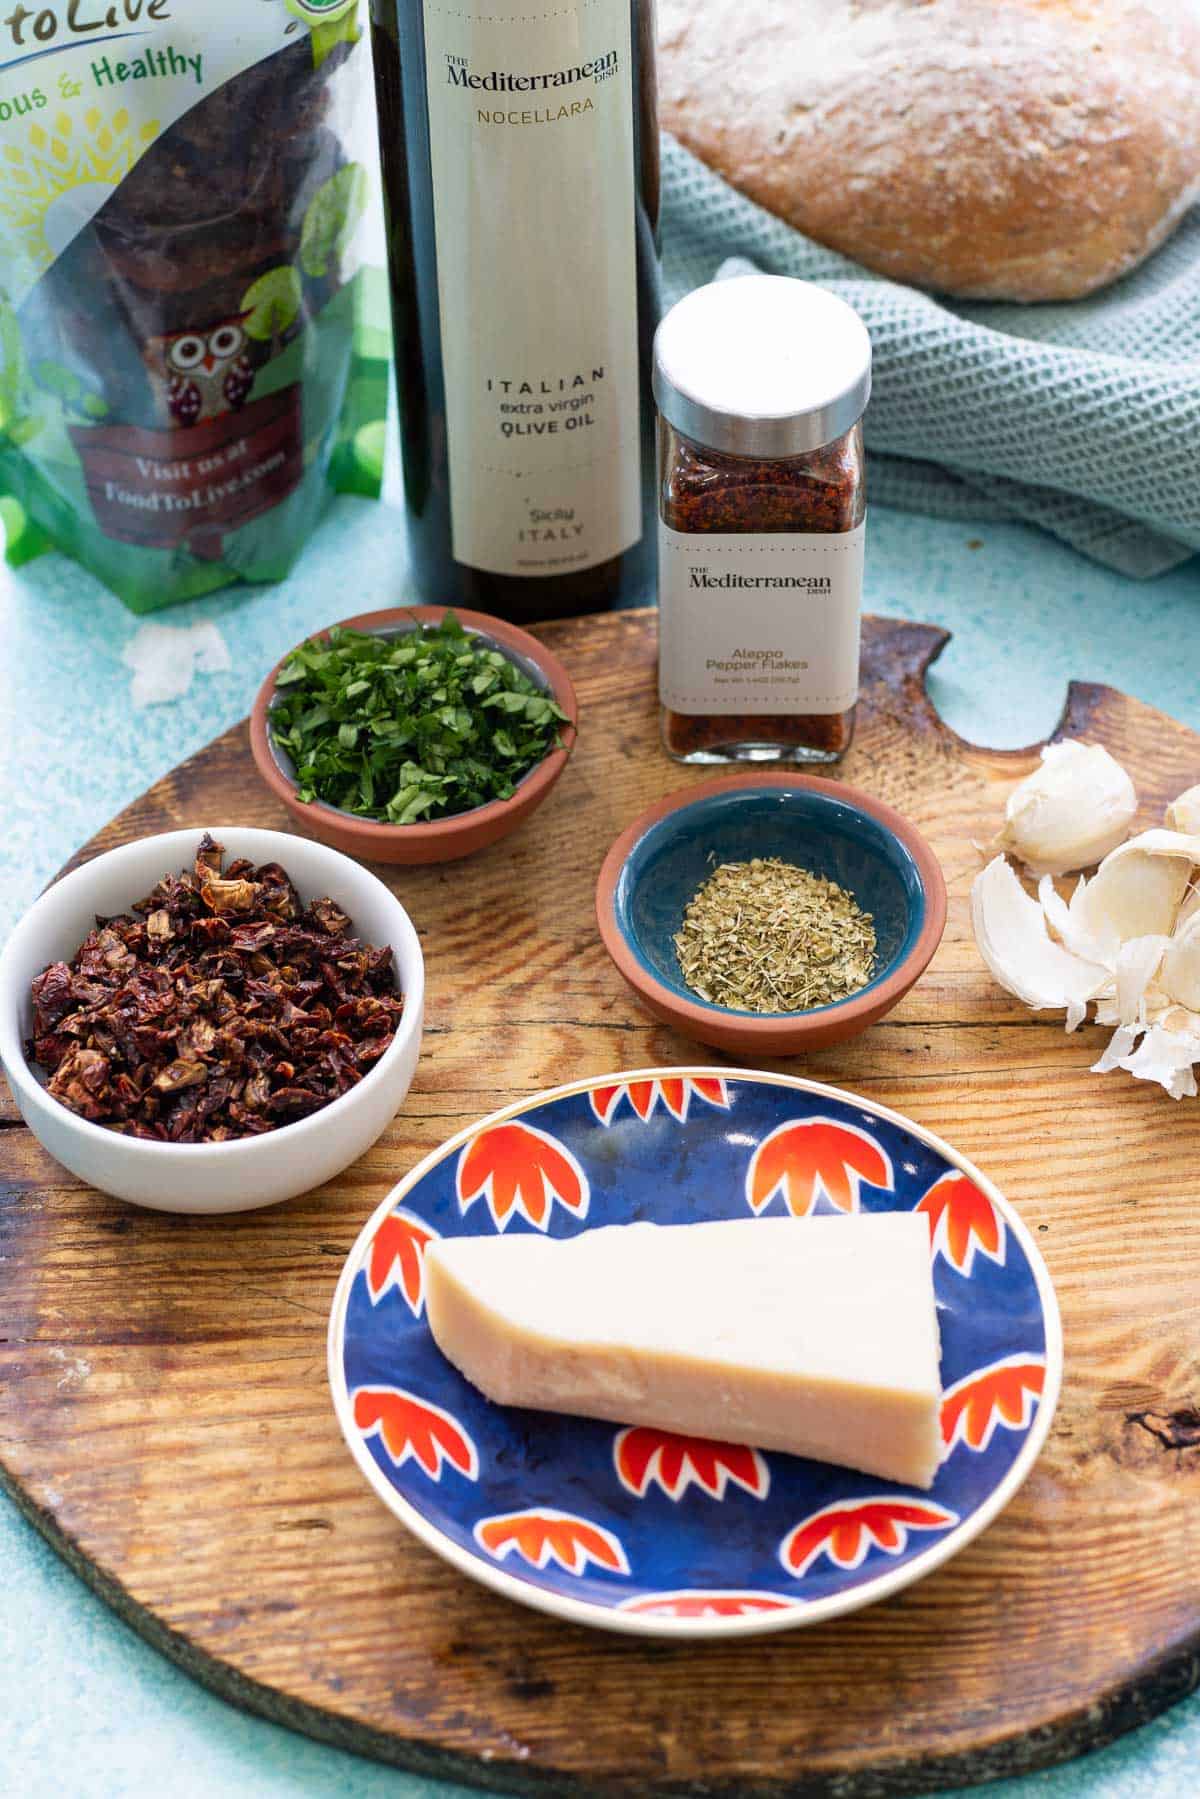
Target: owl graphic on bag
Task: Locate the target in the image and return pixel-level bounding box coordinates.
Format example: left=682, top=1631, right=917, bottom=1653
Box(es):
left=143, top=314, right=256, bottom=428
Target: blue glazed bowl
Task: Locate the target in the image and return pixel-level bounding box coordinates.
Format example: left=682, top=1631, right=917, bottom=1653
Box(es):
left=595, top=773, right=947, bottom=1055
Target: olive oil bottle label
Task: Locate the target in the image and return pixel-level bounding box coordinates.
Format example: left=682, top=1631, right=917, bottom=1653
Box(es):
left=658, top=524, right=866, bottom=715
left=421, top=0, right=641, bottom=578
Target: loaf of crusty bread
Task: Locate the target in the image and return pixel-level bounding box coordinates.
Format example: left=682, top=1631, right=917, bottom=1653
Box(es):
left=659, top=0, right=1200, bottom=301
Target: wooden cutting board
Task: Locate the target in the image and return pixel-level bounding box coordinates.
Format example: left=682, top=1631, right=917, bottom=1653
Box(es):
left=3, top=609, right=1200, bottom=1797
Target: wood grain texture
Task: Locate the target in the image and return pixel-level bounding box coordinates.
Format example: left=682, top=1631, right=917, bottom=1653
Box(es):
left=3, top=609, right=1200, bottom=1797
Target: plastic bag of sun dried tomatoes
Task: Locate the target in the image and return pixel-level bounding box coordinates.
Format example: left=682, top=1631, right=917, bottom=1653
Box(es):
left=0, top=1, right=387, bottom=611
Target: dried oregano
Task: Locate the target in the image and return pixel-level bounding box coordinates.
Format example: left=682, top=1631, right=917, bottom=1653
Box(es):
left=675, top=857, right=877, bottom=1014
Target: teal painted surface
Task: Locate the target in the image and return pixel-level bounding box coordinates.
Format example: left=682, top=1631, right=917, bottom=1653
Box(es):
left=1, top=488, right=1198, bottom=1796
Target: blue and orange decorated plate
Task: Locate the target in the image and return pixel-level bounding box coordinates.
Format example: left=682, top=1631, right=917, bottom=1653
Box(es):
left=328, top=1069, right=1061, bottom=1639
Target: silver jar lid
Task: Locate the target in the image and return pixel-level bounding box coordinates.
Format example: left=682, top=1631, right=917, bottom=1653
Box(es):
left=652, top=274, right=872, bottom=459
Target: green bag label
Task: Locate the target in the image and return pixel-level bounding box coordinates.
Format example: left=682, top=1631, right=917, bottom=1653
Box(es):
left=285, top=0, right=359, bottom=20
left=0, top=0, right=385, bottom=611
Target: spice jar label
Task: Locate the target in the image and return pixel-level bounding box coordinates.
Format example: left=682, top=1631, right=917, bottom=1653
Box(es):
left=420, top=0, right=642, bottom=578
left=657, top=524, right=865, bottom=715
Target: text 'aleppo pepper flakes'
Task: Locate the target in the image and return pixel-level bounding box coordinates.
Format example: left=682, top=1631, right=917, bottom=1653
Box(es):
left=27, top=835, right=404, bottom=1144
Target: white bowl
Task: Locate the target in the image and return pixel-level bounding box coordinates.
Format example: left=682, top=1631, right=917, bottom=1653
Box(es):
left=0, top=827, right=425, bottom=1214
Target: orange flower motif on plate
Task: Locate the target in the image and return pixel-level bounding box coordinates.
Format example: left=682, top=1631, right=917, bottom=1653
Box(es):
left=916, top=1172, right=1006, bottom=1275
left=780, top=1497, right=958, bottom=1578
left=474, top=1508, right=630, bottom=1577
left=940, top=1356, right=1045, bottom=1457
left=618, top=1591, right=799, bottom=1619
left=746, top=1116, right=893, bottom=1217
left=456, top=1119, right=588, bottom=1232
left=614, top=1427, right=770, bottom=1502
left=365, top=1206, right=438, bottom=1314
left=589, top=1076, right=729, bottom=1125
left=353, top=1386, right=479, bottom=1482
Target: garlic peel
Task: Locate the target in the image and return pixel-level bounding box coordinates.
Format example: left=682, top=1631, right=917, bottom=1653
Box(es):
left=996, top=740, right=1137, bottom=876
left=1165, top=785, right=1200, bottom=834
left=971, top=855, right=1108, bottom=1026
left=1093, top=1022, right=1200, bottom=1101
left=1069, top=834, right=1198, bottom=953
left=1092, top=1024, right=1137, bottom=1073
left=1037, top=872, right=1108, bottom=967
left=1113, top=935, right=1169, bottom=1027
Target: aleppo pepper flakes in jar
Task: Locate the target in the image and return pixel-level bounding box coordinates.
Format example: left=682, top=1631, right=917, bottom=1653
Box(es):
left=26, top=835, right=404, bottom=1143
left=653, top=274, right=871, bottom=764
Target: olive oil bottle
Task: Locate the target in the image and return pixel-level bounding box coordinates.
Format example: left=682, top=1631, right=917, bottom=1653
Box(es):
left=369, top=0, right=660, bottom=623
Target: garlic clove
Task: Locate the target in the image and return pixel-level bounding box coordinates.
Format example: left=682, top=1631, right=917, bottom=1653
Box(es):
left=1165, top=785, right=1200, bottom=834
left=1160, top=909, right=1200, bottom=1011
left=1037, top=870, right=1174, bottom=985
left=1096, top=827, right=1200, bottom=867
left=1068, top=830, right=1200, bottom=954
left=1176, top=886, right=1200, bottom=932
left=995, top=740, right=1137, bottom=877
left=971, top=855, right=1108, bottom=1028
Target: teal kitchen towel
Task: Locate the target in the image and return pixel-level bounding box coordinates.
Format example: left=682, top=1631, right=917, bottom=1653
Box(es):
left=661, top=136, right=1200, bottom=578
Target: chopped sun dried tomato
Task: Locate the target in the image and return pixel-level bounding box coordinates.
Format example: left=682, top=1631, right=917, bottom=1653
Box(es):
left=27, top=834, right=405, bottom=1144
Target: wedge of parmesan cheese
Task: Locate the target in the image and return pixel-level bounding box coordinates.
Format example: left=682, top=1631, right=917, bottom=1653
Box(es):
left=425, top=1215, right=943, bottom=1488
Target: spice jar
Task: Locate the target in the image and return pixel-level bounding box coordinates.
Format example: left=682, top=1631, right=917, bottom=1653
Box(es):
left=653, top=275, right=871, bottom=764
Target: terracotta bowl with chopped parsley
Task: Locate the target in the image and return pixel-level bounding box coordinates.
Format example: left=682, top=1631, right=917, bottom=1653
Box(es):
left=250, top=606, right=579, bottom=865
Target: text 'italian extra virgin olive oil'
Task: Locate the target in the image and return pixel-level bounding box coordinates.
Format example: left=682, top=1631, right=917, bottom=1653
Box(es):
left=370, top=0, right=660, bottom=623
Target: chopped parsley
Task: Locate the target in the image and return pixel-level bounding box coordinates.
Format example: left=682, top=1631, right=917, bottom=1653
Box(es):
left=269, top=614, right=569, bottom=825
